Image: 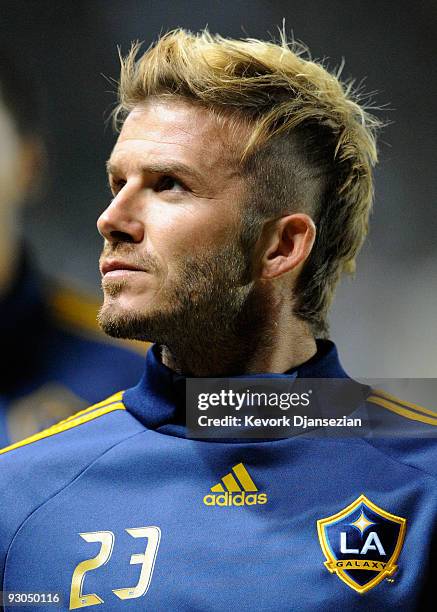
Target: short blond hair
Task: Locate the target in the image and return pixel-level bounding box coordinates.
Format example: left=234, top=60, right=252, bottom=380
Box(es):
left=114, top=29, right=381, bottom=337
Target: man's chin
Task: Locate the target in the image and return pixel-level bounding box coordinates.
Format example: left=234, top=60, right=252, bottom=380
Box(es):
left=97, top=304, right=148, bottom=341
left=97, top=300, right=172, bottom=344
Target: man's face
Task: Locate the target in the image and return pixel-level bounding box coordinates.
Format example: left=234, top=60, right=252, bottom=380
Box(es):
left=97, top=98, right=255, bottom=346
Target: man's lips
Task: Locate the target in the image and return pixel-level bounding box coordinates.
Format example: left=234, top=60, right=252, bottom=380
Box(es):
left=100, top=260, right=146, bottom=277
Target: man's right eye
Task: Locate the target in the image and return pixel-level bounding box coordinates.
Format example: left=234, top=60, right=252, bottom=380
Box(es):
left=154, top=175, right=186, bottom=193
left=110, top=179, right=126, bottom=194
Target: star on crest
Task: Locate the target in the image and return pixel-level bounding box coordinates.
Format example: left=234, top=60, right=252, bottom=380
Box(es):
left=350, top=511, right=375, bottom=534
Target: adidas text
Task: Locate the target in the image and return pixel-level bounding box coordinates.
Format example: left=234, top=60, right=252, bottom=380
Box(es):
left=203, top=492, right=268, bottom=506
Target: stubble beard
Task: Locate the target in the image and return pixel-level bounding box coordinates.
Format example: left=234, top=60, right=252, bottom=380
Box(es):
left=97, top=238, right=256, bottom=356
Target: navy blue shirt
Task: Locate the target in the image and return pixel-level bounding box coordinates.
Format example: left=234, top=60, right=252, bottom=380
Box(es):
left=0, top=341, right=435, bottom=610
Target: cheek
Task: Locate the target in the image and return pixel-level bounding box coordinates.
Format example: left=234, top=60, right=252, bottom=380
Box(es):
left=146, top=206, right=231, bottom=264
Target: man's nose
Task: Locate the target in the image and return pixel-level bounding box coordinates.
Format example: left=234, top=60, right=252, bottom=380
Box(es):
left=97, top=190, right=144, bottom=243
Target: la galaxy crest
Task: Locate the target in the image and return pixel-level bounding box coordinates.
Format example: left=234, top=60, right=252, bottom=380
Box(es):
left=317, top=494, right=407, bottom=594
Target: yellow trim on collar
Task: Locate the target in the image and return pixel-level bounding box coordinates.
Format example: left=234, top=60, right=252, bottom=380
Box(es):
left=371, top=388, right=437, bottom=417
left=0, top=397, right=126, bottom=456
left=367, top=395, right=437, bottom=426
left=61, top=391, right=124, bottom=423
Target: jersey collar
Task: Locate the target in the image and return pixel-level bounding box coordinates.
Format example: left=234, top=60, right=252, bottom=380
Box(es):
left=123, top=339, right=354, bottom=435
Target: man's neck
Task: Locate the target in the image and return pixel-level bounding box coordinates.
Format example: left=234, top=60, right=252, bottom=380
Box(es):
left=159, top=300, right=317, bottom=377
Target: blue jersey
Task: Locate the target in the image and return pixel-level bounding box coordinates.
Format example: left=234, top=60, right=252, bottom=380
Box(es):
left=0, top=341, right=435, bottom=611
left=0, top=253, right=146, bottom=446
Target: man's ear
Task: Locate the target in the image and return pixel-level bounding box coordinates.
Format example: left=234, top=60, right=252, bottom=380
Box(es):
left=259, top=213, right=316, bottom=280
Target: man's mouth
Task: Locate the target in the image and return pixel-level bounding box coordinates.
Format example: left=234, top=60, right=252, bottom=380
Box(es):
left=100, top=260, right=146, bottom=278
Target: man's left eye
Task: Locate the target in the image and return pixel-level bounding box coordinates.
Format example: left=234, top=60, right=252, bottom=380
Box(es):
left=155, top=176, right=185, bottom=192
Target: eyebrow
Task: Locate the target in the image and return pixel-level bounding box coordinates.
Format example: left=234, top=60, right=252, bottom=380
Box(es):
left=106, top=160, right=205, bottom=184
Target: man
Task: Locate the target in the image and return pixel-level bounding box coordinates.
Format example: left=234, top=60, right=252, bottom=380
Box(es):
left=0, top=47, right=146, bottom=445
left=0, top=30, right=435, bottom=611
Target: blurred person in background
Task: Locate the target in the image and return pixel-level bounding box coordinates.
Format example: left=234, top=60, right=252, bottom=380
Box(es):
left=0, top=47, right=146, bottom=446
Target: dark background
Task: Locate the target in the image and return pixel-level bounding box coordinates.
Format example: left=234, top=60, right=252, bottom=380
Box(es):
left=2, top=0, right=436, bottom=376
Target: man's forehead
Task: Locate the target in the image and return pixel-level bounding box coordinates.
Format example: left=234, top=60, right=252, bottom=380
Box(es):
left=119, top=100, right=228, bottom=148
left=109, top=99, right=245, bottom=171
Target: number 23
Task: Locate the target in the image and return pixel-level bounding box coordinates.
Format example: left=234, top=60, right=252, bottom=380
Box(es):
left=69, top=526, right=161, bottom=609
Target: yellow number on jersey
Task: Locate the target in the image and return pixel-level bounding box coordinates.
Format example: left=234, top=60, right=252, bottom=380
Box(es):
left=69, top=526, right=161, bottom=609
left=113, top=527, right=161, bottom=600
left=70, top=531, right=114, bottom=609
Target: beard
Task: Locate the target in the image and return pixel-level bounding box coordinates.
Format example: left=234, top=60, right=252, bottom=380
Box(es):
left=97, top=234, right=258, bottom=357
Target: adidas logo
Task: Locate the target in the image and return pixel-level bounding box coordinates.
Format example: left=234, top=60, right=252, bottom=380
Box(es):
left=203, top=462, right=268, bottom=507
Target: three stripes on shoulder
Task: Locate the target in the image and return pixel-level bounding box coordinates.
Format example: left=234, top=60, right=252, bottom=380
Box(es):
left=367, top=388, right=437, bottom=426
left=0, top=391, right=126, bottom=456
